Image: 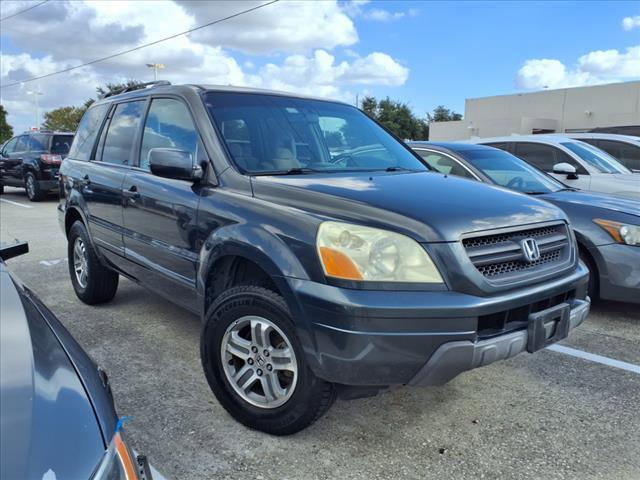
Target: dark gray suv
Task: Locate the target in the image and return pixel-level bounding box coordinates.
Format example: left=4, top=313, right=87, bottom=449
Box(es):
left=58, top=82, right=590, bottom=435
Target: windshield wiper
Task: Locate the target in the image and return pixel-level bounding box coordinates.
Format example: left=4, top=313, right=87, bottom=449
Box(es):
left=257, top=167, right=320, bottom=176
left=523, top=191, right=549, bottom=195
left=384, top=166, right=418, bottom=172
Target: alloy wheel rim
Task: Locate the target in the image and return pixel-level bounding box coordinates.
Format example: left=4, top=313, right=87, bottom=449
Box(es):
left=26, top=176, right=35, bottom=198
left=221, top=315, right=298, bottom=409
left=73, top=237, right=88, bottom=288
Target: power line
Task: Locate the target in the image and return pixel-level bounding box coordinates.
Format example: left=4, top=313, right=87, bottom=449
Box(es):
left=0, top=0, right=279, bottom=89
left=0, top=0, right=49, bottom=22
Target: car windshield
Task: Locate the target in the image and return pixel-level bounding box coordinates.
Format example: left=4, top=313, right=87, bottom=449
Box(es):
left=561, top=141, right=631, bottom=174
left=204, top=92, right=427, bottom=174
left=459, top=148, right=564, bottom=194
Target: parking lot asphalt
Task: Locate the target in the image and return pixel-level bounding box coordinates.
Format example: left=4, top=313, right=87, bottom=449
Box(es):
left=2, top=188, right=639, bottom=480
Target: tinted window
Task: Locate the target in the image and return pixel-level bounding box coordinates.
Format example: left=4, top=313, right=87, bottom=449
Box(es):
left=598, top=140, right=640, bottom=171
left=2, top=137, right=18, bottom=154
left=561, top=141, right=630, bottom=174
left=415, top=150, right=475, bottom=179
left=485, top=142, right=511, bottom=152
left=460, top=148, right=562, bottom=194
left=140, top=99, right=198, bottom=170
left=51, top=135, right=74, bottom=154
left=68, top=104, right=109, bottom=161
left=15, top=136, right=29, bottom=152
left=206, top=92, right=426, bottom=174
left=27, top=134, right=49, bottom=151
left=102, top=101, right=145, bottom=166
left=514, top=142, right=587, bottom=174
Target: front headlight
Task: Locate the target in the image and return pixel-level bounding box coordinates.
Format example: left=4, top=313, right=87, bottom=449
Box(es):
left=92, top=431, right=140, bottom=479
left=593, top=219, right=640, bottom=246
left=316, top=221, right=444, bottom=283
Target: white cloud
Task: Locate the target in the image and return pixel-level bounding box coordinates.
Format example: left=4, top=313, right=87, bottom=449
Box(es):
left=0, top=1, right=410, bottom=133
left=343, top=1, right=418, bottom=22
left=364, top=9, right=405, bottom=21
left=622, top=15, right=640, bottom=31
left=516, top=46, right=640, bottom=89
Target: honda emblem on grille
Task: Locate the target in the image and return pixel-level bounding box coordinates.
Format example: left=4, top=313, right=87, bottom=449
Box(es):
left=520, top=238, right=541, bottom=262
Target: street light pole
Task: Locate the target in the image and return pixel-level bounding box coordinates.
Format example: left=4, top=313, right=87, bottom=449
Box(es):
left=145, top=63, right=165, bottom=81
left=26, top=89, right=44, bottom=130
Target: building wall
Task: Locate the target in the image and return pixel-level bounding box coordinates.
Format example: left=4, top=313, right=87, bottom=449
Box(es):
left=430, top=81, right=640, bottom=141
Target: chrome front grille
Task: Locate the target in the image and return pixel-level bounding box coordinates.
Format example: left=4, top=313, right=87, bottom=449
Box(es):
left=463, top=223, right=572, bottom=281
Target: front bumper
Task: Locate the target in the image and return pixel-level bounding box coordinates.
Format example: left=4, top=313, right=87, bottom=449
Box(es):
left=590, top=243, right=640, bottom=304
left=409, top=298, right=590, bottom=386
left=291, top=262, right=589, bottom=386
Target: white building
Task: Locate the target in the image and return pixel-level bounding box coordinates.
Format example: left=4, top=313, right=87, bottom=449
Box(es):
left=430, top=81, right=640, bottom=141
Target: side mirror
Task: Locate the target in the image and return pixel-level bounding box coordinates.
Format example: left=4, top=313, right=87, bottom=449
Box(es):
left=552, top=162, right=578, bottom=179
left=148, top=148, right=202, bottom=181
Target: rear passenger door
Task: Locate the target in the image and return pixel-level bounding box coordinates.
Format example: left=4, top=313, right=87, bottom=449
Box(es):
left=514, top=142, right=591, bottom=190
left=83, top=100, right=147, bottom=258
left=121, top=97, right=202, bottom=309
left=7, top=135, right=29, bottom=181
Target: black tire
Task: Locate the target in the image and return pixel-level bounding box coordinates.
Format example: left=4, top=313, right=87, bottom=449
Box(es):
left=0, top=183, right=4, bottom=194
left=68, top=221, right=119, bottom=304
left=201, top=285, right=335, bottom=435
left=579, top=250, right=598, bottom=301
left=25, top=172, right=45, bottom=201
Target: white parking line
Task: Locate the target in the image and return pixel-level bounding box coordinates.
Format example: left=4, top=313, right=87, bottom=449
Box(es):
left=547, top=344, right=640, bottom=374
left=0, top=198, right=33, bottom=209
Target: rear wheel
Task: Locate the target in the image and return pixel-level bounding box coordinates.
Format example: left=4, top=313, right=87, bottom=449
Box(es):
left=68, top=221, right=119, bottom=304
left=25, top=172, right=44, bottom=201
left=201, top=285, right=335, bottom=435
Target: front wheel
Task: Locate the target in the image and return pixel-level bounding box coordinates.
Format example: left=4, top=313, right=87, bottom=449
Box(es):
left=68, top=221, right=119, bottom=304
left=201, top=286, right=335, bottom=435
left=579, top=250, right=598, bottom=301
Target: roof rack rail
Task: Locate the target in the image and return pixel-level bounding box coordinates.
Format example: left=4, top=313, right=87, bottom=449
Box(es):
left=99, top=80, right=171, bottom=99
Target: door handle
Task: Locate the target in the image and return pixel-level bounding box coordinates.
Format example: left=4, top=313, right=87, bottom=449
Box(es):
left=124, top=185, right=141, bottom=200
left=81, top=174, right=91, bottom=186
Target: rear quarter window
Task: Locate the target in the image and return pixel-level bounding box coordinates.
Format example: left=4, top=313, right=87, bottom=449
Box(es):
left=67, top=104, right=110, bottom=161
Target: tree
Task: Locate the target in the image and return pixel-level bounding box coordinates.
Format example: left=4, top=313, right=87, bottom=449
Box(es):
left=42, top=106, right=86, bottom=132
left=355, top=96, right=428, bottom=140
left=95, top=79, right=143, bottom=99
left=427, top=105, right=463, bottom=123
left=0, top=105, right=13, bottom=143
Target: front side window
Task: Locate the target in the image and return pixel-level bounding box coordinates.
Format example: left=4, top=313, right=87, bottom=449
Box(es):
left=101, top=101, right=146, bottom=166
left=1, top=137, right=19, bottom=155
left=205, top=92, right=426, bottom=174
left=561, top=141, right=631, bottom=174
left=140, top=98, right=198, bottom=170
left=515, top=142, right=587, bottom=174
left=460, top=148, right=562, bottom=194
left=415, top=150, right=476, bottom=179
left=68, top=104, right=109, bottom=161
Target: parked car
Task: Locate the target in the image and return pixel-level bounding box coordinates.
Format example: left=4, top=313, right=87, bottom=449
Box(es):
left=410, top=142, right=640, bottom=304
left=0, top=241, right=150, bottom=479
left=0, top=131, right=74, bottom=200
left=467, top=135, right=640, bottom=199
left=555, top=133, right=640, bottom=172
left=590, top=125, right=640, bottom=137
left=59, top=82, right=590, bottom=435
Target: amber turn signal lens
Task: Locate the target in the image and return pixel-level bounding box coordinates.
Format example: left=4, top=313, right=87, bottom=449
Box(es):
left=319, top=246, right=363, bottom=280
left=593, top=219, right=623, bottom=243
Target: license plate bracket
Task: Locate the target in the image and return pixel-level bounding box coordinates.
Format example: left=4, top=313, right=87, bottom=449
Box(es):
left=527, top=302, right=570, bottom=353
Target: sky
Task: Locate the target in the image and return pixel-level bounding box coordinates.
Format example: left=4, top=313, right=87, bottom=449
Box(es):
left=1, top=0, right=639, bottom=133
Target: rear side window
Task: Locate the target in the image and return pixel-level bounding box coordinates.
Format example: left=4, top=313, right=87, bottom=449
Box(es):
left=15, top=135, right=30, bottom=152
left=139, top=98, right=198, bottom=170
left=27, top=134, right=49, bottom=151
left=68, top=104, right=109, bottom=161
left=101, top=101, right=146, bottom=166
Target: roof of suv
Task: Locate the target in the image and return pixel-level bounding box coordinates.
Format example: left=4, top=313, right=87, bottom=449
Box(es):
left=555, top=133, right=640, bottom=143
left=94, top=82, right=351, bottom=106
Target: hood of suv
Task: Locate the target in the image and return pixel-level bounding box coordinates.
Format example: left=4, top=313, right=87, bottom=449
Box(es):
left=251, top=171, right=564, bottom=242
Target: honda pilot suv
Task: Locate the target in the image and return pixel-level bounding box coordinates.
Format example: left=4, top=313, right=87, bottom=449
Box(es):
left=58, top=82, right=590, bottom=435
left=1, top=131, right=74, bottom=200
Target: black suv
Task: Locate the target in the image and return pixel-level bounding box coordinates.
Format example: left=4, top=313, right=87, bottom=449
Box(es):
left=59, top=82, right=590, bottom=435
left=0, top=131, right=74, bottom=200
